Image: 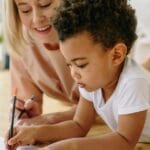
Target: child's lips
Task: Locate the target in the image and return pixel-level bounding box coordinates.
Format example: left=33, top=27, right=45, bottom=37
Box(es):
left=77, top=83, right=85, bottom=88
left=44, top=43, right=59, bottom=51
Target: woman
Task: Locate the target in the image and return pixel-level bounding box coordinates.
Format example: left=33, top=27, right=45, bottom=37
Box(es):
left=3, top=0, right=79, bottom=125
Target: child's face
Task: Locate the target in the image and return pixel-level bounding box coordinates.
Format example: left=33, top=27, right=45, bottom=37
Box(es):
left=60, top=32, right=118, bottom=92
left=14, top=0, right=61, bottom=44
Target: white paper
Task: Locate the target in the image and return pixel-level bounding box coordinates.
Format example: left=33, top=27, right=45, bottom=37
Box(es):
left=16, top=145, right=39, bottom=150
left=0, top=137, right=5, bottom=150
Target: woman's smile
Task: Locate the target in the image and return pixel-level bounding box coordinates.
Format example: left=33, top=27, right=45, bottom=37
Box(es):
left=34, top=25, right=52, bottom=35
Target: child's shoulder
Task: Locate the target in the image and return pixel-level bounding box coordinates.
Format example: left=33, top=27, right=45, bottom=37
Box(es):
left=120, top=57, right=150, bottom=83
left=116, top=57, right=150, bottom=94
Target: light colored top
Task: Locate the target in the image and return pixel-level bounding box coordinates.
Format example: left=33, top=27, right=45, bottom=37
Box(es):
left=10, top=42, right=79, bottom=104
left=79, top=57, right=150, bottom=142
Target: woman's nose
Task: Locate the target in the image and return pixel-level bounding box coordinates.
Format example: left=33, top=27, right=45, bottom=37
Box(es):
left=32, top=10, right=45, bottom=24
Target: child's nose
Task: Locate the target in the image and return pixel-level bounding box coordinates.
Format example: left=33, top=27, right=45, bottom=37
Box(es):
left=71, top=68, right=81, bottom=81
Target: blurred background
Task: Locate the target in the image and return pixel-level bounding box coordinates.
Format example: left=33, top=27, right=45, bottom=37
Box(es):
left=0, top=0, right=150, bottom=139
left=0, top=0, right=11, bottom=137
left=0, top=0, right=9, bottom=70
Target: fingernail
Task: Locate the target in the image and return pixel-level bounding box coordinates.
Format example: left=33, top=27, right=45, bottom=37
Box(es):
left=30, top=95, right=36, bottom=101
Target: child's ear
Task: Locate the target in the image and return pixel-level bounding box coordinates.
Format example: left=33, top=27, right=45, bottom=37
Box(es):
left=111, top=43, right=127, bottom=65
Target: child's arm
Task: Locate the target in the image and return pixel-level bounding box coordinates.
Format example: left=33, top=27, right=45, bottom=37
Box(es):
left=40, top=111, right=147, bottom=150
left=8, top=96, right=146, bottom=149
left=7, top=96, right=96, bottom=146
left=35, top=96, right=96, bottom=142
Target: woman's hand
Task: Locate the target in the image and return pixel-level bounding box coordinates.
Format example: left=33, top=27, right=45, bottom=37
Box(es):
left=24, top=96, right=42, bottom=118
left=17, top=105, right=77, bottom=126
left=11, top=97, right=42, bottom=122
left=16, top=115, right=51, bottom=126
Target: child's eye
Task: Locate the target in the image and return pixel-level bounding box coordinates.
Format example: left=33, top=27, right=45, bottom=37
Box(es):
left=76, top=63, right=88, bottom=68
left=66, top=63, right=71, bottom=68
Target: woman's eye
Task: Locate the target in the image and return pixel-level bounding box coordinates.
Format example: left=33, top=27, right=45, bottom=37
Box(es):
left=41, top=3, right=51, bottom=8
left=21, top=10, right=30, bottom=13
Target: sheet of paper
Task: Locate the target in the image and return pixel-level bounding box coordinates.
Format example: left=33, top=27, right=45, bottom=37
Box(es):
left=0, top=137, right=5, bottom=150
left=16, top=145, right=39, bottom=150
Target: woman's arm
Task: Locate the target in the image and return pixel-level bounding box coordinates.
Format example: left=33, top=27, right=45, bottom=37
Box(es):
left=10, top=55, right=43, bottom=119
left=18, top=105, right=77, bottom=125
left=10, top=54, right=80, bottom=126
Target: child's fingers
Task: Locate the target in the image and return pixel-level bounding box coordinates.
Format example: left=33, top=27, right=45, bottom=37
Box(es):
left=5, top=127, right=19, bottom=149
left=7, top=127, right=35, bottom=146
left=7, top=143, right=18, bottom=150
left=7, top=135, right=20, bottom=146
left=8, top=136, right=34, bottom=146
left=7, top=127, right=20, bottom=146
left=4, top=130, right=10, bottom=150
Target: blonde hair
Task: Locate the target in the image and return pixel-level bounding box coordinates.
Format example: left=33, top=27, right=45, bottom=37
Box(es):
left=2, top=0, right=32, bottom=55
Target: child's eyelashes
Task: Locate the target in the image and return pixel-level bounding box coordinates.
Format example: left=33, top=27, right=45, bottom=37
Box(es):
left=66, top=63, right=88, bottom=69
left=76, top=63, right=88, bottom=68
left=66, top=63, right=71, bottom=68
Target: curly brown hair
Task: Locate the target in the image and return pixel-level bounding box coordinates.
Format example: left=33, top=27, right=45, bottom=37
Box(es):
left=53, top=0, right=137, bottom=53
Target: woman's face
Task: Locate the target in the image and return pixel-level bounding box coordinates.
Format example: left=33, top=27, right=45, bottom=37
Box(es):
left=14, top=0, right=61, bottom=44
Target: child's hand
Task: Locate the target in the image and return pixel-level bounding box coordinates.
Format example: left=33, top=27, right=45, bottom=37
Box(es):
left=7, top=126, right=36, bottom=147
left=4, top=128, right=19, bottom=150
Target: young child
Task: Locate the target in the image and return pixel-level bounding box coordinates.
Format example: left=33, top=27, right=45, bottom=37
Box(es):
left=7, top=0, right=150, bottom=149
